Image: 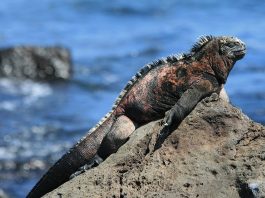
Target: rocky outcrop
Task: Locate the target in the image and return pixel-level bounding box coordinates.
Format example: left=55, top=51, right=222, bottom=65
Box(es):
left=0, top=46, right=72, bottom=80
left=45, top=96, right=265, bottom=198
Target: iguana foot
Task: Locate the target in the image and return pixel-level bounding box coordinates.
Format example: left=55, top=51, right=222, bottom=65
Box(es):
left=69, top=154, right=103, bottom=180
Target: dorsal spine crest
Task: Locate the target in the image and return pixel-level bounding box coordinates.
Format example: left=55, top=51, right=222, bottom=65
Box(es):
left=191, top=35, right=213, bottom=53
left=111, top=53, right=186, bottom=110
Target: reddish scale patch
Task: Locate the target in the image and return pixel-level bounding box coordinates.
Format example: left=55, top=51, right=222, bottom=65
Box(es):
left=115, top=58, right=216, bottom=125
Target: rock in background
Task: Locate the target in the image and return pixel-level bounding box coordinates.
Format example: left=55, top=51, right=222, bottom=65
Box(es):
left=45, top=97, right=265, bottom=198
left=0, top=46, right=72, bottom=80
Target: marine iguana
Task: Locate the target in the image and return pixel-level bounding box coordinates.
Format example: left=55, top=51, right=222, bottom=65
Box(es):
left=27, top=35, right=246, bottom=197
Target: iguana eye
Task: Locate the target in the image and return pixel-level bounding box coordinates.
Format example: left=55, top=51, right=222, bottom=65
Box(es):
left=226, top=43, right=235, bottom=48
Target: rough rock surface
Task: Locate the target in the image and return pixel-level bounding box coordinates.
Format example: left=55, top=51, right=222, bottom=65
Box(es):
left=45, top=96, right=265, bottom=198
left=0, top=46, right=72, bottom=80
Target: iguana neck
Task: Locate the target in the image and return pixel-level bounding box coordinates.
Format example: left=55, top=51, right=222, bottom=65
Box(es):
left=210, top=55, right=235, bottom=84
left=193, top=42, right=235, bottom=85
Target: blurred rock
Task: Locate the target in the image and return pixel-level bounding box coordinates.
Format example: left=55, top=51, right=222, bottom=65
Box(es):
left=45, top=97, right=265, bottom=198
left=0, top=46, right=72, bottom=81
left=0, top=189, right=9, bottom=198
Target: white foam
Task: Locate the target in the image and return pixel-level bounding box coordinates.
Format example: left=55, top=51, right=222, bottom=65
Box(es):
left=104, top=73, right=119, bottom=83
left=0, top=101, right=17, bottom=111
left=0, top=147, right=15, bottom=160
left=21, top=80, right=52, bottom=105
left=0, top=78, right=52, bottom=108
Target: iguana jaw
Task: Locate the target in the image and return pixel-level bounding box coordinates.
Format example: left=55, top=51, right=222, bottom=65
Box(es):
left=232, top=45, right=246, bottom=59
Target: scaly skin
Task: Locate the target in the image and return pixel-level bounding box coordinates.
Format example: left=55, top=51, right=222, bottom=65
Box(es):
left=27, top=36, right=246, bottom=197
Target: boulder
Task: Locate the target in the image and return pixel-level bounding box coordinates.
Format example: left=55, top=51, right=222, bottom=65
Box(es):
left=45, top=96, right=265, bottom=198
left=0, top=46, right=72, bottom=80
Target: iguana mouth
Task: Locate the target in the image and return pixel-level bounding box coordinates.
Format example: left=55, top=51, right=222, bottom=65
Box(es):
left=233, top=46, right=246, bottom=58
left=235, top=49, right=246, bottom=55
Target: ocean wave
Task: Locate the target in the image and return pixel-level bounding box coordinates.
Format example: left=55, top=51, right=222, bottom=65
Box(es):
left=0, top=78, right=52, bottom=110
left=0, top=101, right=17, bottom=111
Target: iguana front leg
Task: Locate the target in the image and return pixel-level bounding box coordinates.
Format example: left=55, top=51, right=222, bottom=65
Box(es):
left=156, top=78, right=219, bottom=148
left=163, top=79, right=217, bottom=128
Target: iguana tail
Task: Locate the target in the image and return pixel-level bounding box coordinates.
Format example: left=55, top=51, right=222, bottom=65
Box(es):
left=27, top=113, right=115, bottom=198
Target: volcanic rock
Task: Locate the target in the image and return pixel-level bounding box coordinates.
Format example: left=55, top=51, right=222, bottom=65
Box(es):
left=45, top=96, right=265, bottom=198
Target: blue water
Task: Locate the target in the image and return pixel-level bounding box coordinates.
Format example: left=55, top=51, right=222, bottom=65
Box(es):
left=0, top=0, right=264, bottom=197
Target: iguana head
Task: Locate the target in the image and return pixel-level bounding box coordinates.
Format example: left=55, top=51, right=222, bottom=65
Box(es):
left=218, top=36, right=246, bottom=60
left=191, top=35, right=246, bottom=83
